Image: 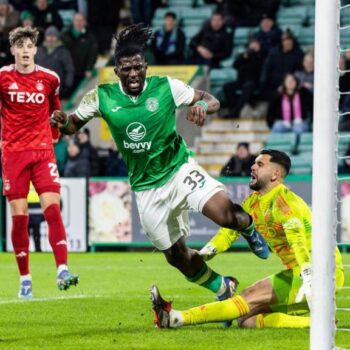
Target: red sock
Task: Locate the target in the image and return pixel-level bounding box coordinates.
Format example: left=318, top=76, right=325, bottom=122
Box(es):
left=11, top=215, right=30, bottom=276
left=44, top=204, right=68, bottom=266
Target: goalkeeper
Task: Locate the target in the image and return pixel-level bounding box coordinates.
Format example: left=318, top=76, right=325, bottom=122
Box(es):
left=151, top=149, right=344, bottom=329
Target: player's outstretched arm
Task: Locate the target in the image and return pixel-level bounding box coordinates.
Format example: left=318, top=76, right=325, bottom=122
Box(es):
left=186, top=89, right=220, bottom=127
left=50, top=111, right=88, bottom=135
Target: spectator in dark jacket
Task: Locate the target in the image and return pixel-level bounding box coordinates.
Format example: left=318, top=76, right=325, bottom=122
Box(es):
left=220, top=142, right=256, bottom=177
left=260, top=30, right=304, bottom=100
left=76, top=127, right=100, bottom=176
left=87, top=0, right=121, bottom=54
left=63, top=141, right=90, bottom=177
left=104, top=140, right=128, bottom=177
left=222, top=38, right=264, bottom=118
left=36, top=26, right=74, bottom=98
left=30, top=0, right=63, bottom=32
left=251, top=15, right=282, bottom=55
left=267, top=73, right=313, bottom=134
left=189, top=11, right=233, bottom=68
left=151, top=11, right=185, bottom=65
left=61, top=12, right=98, bottom=91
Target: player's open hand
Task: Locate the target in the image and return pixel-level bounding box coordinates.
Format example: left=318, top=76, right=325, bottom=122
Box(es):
left=187, top=104, right=206, bottom=127
left=50, top=110, right=68, bottom=128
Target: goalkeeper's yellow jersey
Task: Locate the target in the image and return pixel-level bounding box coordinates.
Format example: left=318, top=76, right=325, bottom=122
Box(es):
left=242, top=183, right=342, bottom=270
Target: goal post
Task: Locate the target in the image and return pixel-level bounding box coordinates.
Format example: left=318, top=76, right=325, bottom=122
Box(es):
left=311, top=0, right=339, bottom=349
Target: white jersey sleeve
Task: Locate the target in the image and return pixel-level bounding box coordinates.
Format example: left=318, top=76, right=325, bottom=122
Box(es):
left=167, top=76, right=195, bottom=107
left=75, top=88, right=102, bottom=121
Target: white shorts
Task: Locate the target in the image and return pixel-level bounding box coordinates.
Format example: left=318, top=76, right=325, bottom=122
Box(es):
left=135, top=161, right=225, bottom=250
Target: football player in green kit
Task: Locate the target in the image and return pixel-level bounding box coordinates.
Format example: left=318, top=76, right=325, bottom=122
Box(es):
left=50, top=24, right=269, bottom=301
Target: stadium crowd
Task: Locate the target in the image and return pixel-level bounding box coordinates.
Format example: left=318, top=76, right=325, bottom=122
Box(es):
left=0, top=0, right=349, bottom=176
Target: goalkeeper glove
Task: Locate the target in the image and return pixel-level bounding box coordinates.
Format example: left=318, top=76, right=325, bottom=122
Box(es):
left=295, top=265, right=312, bottom=309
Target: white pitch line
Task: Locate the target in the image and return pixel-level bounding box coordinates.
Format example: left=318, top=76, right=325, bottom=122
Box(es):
left=0, top=294, right=96, bottom=305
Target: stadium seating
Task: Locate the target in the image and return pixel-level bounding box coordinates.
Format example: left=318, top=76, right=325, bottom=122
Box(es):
left=298, top=132, right=313, bottom=152
left=265, top=132, right=298, bottom=153
left=289, top=153, right=312, bottom=174
left=277, top=6, right=308, bottom=26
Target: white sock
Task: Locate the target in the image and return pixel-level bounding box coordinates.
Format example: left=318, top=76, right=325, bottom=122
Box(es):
left=20, top=274, right=32, bottom=282
left=169, top=310, right=184, bottom=328
left=57, top=264, right=68, bottom=276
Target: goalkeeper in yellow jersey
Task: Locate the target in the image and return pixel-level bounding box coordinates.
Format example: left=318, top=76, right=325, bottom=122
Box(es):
left=150, top=149, right=344, bottom=329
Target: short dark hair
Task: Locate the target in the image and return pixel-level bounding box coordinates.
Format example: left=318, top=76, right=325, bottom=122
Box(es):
left=237, top=142, right=249, bottom=150
left=260, top=149, right=291, bottom=176
left=114, top=24, right=153, bottom=64
left=165, top=11, right=177, bottom=20
left=9, top=26, right=39, bottom=46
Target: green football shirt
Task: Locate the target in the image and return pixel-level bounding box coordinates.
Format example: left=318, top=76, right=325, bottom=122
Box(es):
left=75, top=76, right=195, bottom=191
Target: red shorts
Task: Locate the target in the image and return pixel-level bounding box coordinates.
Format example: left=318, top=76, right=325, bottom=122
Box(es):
left=2, top=149, right=61, bottom=199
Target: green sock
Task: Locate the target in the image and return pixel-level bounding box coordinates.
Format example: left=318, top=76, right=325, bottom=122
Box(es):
left=186, top=263, right=223, bottom=293
left=241, top=219, right=255, bottom=237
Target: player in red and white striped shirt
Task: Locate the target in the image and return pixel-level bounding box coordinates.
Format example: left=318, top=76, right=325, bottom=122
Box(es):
left=0, top=27, right=78, bottom=299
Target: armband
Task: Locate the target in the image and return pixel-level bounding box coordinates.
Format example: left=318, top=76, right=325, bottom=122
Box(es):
left=194, top=100, right=208, bottom=111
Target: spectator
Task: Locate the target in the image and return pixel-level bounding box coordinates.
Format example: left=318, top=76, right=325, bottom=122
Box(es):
left=267, top=73, right=313, bottom=134
left=151, top=11, right=185, bottom=65
left=222, top=38, right=264, bottom=118
left=0, top=0, right=19, bottom=65
left=20, top=10, right=34, bottom=27
left=36, top=25, right=75, bottom=98
left=63, top=141, right=90, bottom=177
left=87, top=0, right=121, bottom=55
left=251, top=14, right=282, bottom=55
left=61, top=12, right=98, bottom=91
left=189, top=11, right=233, bottom=69
left=104, top=140, right=128, bottom=177
left=260, top=30, right=304, bottom=100
left=30, top=0, right=63, bottom=32
left=131, top=0, right=156, bottom=27
left=219, top=0, right=280, bottom=27
left=220, top=142, right=256, bottom=177
left=295, top=52, right=314, bottom=93
left=75, top=127, right=100, bottom=176
left=0, top=0, right=20, bottom=36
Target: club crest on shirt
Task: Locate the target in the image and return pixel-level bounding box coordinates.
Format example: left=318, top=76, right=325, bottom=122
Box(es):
left=126, top=122, right=146, bottom=141
left=36, top=81, right=44, bottom=91
left=145, top=97, right=159, bottom=112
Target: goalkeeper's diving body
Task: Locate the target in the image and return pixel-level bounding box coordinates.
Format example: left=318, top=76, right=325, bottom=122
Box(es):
left=151, top=149, right=344, bottom=329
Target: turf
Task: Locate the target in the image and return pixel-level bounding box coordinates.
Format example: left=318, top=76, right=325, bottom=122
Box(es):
left=0, top=252, right=349, bottom=350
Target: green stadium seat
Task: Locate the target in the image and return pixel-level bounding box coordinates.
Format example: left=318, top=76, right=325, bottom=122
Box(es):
left=153, top=7, right=182, bottom=21
left=265, top=132, right=297, bottom=153
left=210, top=68, right=237, bottom=84
left=339, top=133, right=350, bottom=154
left=298, top=132, right=313, bottom=152
left=277, top=6, right=308, bottom=26
left=183, top=25, right=200, bottom=43
left=220, top=56, right=234, bottom=68
left=234, top=27, right=255, bottom=46
left=299, top=26, right=314, bottom=46
left=289, top=154, right=312, bottom=175
left=182, top=7, right=213, bottom=26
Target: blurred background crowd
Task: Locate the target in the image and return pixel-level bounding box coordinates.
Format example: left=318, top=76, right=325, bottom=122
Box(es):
left=0, top=0, right=349, bottom=177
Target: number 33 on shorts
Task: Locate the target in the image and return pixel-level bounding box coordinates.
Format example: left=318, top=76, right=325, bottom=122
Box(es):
left=183, top=170, right=207, bottom=191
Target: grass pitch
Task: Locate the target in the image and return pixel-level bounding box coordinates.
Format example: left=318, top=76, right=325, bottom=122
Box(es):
left=0, top=251, right=349, bottom=350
